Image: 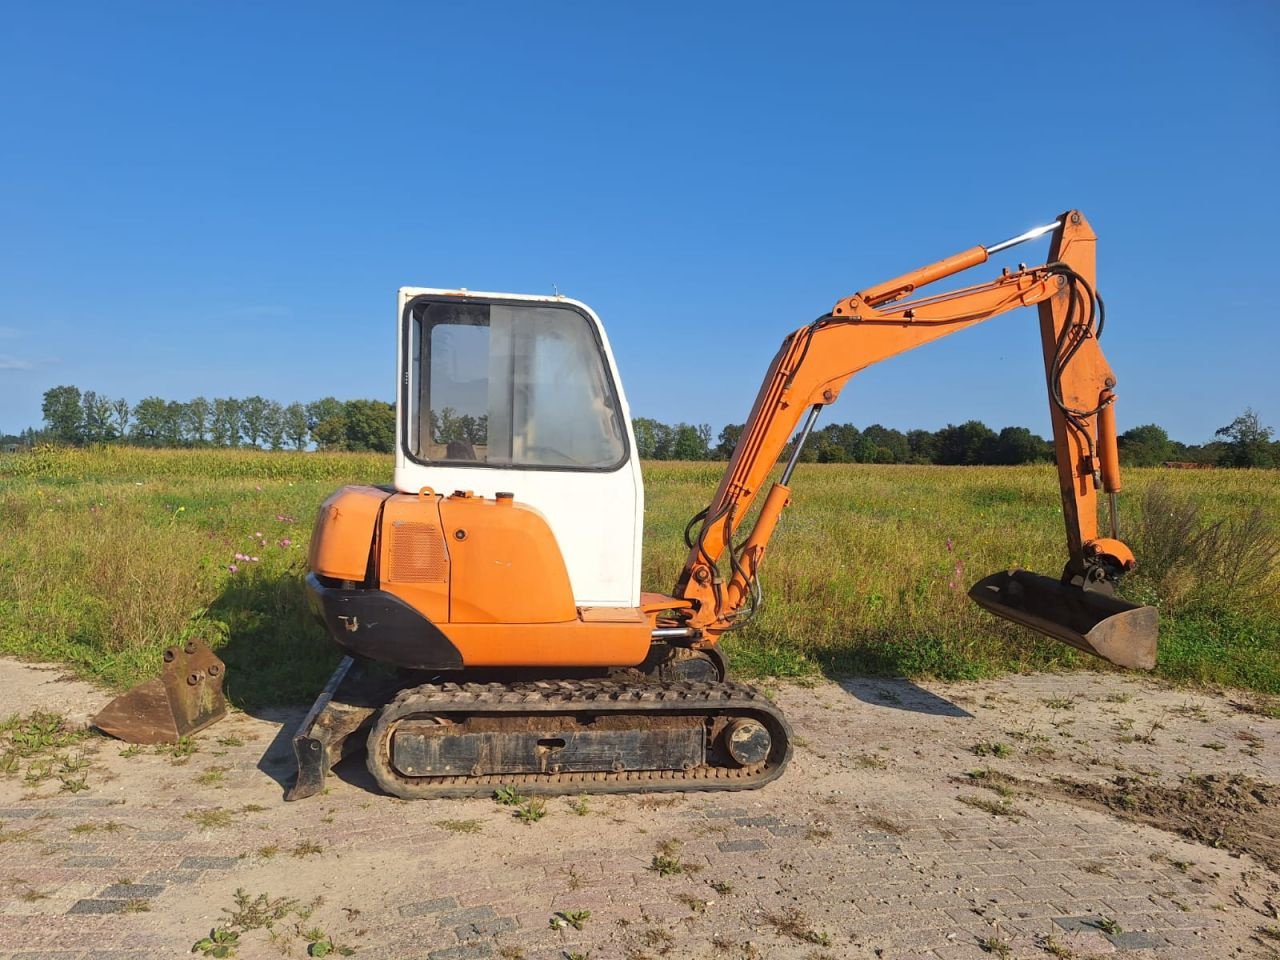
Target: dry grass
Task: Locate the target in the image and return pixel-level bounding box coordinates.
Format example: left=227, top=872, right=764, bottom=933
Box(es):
left=2, top=450, right=1278, bottom=701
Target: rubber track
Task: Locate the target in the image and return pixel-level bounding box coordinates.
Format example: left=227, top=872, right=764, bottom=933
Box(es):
left=366, top=678, right=793, bottom=799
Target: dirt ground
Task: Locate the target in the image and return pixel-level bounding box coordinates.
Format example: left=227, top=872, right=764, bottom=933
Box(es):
left=1, top=659, right=1278, bottom=960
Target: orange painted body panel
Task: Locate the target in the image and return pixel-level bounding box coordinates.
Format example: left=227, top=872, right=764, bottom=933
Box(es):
left=378, top=494, right=450, bottom=624
left=436, top=492, right=577, bottom=624
left=445, top=618, right=652, bottom=668
left=309, top=485, right=392, bottom=582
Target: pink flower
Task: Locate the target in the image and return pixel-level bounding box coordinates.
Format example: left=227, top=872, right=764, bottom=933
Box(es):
left=254, top=531, right=263, bottom=539
left=249, top=556, right=260, bottom=563
left=234, top=552, right=248, bottom=561
left=228, top=564, right=239, bottom=574
left=276, top=514, right=295, bottom=524
left=279, top=538, right=292, bottom=548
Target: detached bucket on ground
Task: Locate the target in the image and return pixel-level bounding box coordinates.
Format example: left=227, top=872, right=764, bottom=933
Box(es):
left=92, top=639, right=228, bottom=744
left=969, top=570, right=1158, bottom=670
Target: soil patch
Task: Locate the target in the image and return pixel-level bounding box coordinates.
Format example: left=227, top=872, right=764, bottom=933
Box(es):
left=1017, top=773, right=1280, bottom=872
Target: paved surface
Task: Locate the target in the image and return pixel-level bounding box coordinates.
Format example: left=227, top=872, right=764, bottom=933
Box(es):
left=1, top=659, right=1277, bottom=959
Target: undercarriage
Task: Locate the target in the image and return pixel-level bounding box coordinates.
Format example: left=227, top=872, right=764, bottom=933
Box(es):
left=285, top=652, right=792, bottom=801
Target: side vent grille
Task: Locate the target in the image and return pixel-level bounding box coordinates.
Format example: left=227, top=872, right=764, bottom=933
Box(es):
left=389, top=522, right=448, bottom=583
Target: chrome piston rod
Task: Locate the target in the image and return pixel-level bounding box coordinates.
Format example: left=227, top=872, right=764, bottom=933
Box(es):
left=985, top=220, right=1062, bottom=255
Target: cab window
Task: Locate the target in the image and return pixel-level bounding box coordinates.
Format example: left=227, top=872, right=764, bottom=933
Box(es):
left=407, top=299, right=627, bottom=470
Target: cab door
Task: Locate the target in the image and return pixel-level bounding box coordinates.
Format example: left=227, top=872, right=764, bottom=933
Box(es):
left=394, top=288, right=643, bottom=608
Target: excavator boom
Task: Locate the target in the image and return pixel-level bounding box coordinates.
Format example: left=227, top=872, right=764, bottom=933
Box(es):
left=675, top=210, right=1157, bottom=670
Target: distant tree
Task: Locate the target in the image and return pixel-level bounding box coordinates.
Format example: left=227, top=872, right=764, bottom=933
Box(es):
left=632, top=418, right=659, bottom=459
left=991, top=426, right=1048, bottom=465
left=81, top=390, right=115, bottom=443
left=715, top=423, right=744, bottom=460
left=1214, top=408, right=1274, bottom=468
left=670, top=423, right=711, bottom=460
left=311, top=415, right=347, bottom=451
left=131, top=396, right=169, bottom=446
left=306, top=397, right=345, bottom=434
left=41, top=385, right=83, bottom=444
left=906, top=428, right=937, bottom=464
left=815, top=437, right=851, bottom=463
left=183, top=397, right=211, bottom=445
left=239, top=395, right=269, bottom=447
left=343, top=399, right=395, bottom=452
left=935, top=420, right=997, bottom=465
left=1118, top=423, right=1174, bottom=467
left=861, top=424, right=908, bottom=463
left=161, top=401, right=184, bottom=446
left=283, top=402, right=310, bottom=449
left=211, top=398, right=241, bottom=447
left=263, top=400, right=287, bottom=451
left=111, top=398, right=130, bottom=439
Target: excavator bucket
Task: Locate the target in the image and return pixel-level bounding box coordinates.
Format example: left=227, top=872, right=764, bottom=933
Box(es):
left=93, top=640, right=228, bottom=744
left=969, top=570, right=1158, bottom=670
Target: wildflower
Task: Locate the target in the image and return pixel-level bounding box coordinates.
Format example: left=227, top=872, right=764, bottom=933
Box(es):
left=249, top=556, right=260, bottom=563
left=234, top=552, right=248, bottom=561
left=279, top=538, right=292, bottom=548
left=254, top=532, right=263, bottom=539
left=228, top=564, right=239, bottom=574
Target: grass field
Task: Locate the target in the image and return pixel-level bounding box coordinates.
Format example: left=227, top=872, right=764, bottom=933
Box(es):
left=1, top=445, right=1277, bottom=708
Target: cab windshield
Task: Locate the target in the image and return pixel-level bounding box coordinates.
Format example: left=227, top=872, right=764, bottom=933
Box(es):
left=405, top=298, right=627, bottom=470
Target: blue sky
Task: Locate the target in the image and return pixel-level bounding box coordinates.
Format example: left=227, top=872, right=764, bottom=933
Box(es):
left=1, top=1, right=1276, bottom=443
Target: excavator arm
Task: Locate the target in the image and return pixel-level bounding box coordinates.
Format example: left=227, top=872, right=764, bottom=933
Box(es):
left=673, top=210, right=1157, bottom=670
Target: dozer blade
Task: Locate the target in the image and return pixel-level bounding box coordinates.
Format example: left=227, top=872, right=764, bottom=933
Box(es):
left=93, top=640, right=228, bottom=744
left=969, top=570, right=1157, bottom=670
left=285, top=656, right=408, bottom=801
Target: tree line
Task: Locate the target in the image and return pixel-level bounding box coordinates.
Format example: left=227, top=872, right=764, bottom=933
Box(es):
left=638, top=409, right=1278, bottom=468
left=17, top=386, right=396, bottom=452
left=5, top=386, right=1275, bottom=469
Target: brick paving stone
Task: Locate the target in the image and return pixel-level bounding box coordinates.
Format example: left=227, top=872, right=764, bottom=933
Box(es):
left=177, top=855, right=237, bottom=870
left=733, top=815, right=779, bottom=827
left=1105, top=929, right=1165, bottom=949
left=765, top=824, right=807, bottom=837
left=141, top=870, right=200, bottom=885
left=427, top=945, right=492, bottom=960
left=60, top=857, right=118, bottom=869
left=454, top=917, right=515, bottom=939
left=716, top=839, right=767, bottom=853
left=438, top=905, right=497, bottom=928
left=67, top=900, right=131, bottom=915
left=97, top=884, right=164, bottom=899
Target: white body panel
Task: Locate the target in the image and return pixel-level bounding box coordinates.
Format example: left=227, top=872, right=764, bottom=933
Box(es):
left=394, top=287, right=644, bottom=608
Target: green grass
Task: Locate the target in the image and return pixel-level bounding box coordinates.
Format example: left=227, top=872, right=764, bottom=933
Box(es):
left=1, top=448, right=1277, bottom=702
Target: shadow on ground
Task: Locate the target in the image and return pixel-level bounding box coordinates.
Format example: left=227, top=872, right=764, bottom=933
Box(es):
left=837, top=677, right=973, bottom=718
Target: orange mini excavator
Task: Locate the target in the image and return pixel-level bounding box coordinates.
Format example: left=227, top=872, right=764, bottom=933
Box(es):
left=285, top=210, right=1157, bottom=800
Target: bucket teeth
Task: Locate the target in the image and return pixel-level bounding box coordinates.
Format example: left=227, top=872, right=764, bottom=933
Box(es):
left=969, top=570, right=1158, bottom=670
left=92, top=640, right=228, bottom=744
